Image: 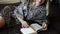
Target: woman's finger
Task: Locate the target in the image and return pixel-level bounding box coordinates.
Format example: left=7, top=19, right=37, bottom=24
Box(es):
left=42, top=23, right=46, bottom=28
left=42, top=27, right=47, bottom=31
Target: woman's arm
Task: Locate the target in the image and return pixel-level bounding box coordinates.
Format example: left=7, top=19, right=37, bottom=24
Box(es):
left=14, top=4, right=29, bottom=28
left=17, top=17, right=29, bottom=28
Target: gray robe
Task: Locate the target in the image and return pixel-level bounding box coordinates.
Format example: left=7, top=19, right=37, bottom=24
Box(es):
left=13, top=2, right=47, bottom=24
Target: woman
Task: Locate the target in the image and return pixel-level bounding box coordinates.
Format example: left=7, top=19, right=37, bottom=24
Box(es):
left=14, top=0, right=48, bottom=31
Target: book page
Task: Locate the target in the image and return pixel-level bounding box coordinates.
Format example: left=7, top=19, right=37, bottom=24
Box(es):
left=20, top=27, right=37, bottom=34
left=30, top=23, right=42, bottom=31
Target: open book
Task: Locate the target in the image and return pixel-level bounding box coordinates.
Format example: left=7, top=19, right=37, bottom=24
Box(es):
left=20, top=23, right=42, bottom=34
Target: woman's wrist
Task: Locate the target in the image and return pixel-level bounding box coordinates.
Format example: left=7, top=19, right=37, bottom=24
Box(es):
left=17, top=17, right=27, bottom=24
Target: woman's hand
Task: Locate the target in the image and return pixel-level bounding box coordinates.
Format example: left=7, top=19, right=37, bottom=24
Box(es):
left=22, top=21, right=29, bottom=28
left=17, top=17, right=29, bottom=28
left=41, top=22, right=48, bottom=31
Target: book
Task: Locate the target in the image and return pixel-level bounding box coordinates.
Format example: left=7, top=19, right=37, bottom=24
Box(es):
left=20, top=23, right=42, bottom=34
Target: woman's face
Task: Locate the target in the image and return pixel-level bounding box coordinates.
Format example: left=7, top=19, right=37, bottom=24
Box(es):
left=31, top=0, right=41, bottom=7
left=33, top=0, right=45, bottom=4
left=36, top=0, right=41, bottom=2
left=33, top=0, right=41, bottom=4
left=32, top=0, right=41, bottom=3
left=35, top=0, right=41, bottom=6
